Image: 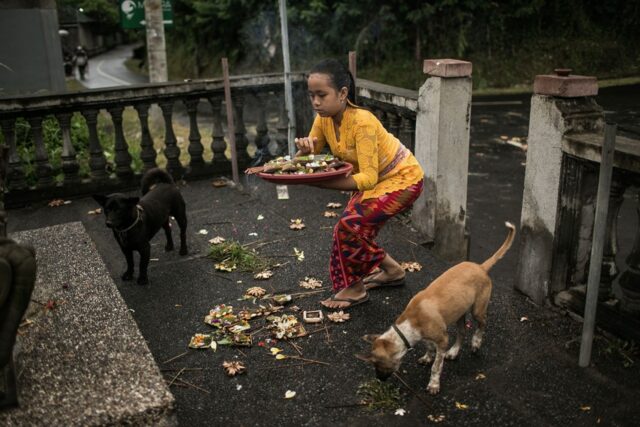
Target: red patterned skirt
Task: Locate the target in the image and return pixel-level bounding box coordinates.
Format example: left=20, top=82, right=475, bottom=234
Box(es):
left=329, top=180, right=424, bottom=291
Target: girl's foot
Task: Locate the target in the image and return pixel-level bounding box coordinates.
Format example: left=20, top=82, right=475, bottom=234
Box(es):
left=363, top=268, right=405, bottom=290
left=321, top=285, right=368, bottom=309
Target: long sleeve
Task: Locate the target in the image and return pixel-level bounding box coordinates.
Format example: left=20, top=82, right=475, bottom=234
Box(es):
left=351, top=122, right=379, bottom=191
left=308, top=114, right=327, bottom=155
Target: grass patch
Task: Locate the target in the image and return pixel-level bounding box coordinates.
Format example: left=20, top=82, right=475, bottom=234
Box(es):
left=208, top=240, right=272, bottom=272
left=357, top=379, right=402, bottom=411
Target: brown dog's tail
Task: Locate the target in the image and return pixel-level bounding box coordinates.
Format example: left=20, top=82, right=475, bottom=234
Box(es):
left=481, top=222, right=516, bottom=272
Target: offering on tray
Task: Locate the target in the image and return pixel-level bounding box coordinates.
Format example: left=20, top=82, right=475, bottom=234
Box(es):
left=245, top=154, right=347, bottom=176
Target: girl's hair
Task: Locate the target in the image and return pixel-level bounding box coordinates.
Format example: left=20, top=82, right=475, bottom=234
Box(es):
left=309, top=59, right=356, bottom=104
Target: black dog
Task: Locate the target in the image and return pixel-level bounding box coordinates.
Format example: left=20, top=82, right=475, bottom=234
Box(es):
left=93, top=168, right=188, bottom=285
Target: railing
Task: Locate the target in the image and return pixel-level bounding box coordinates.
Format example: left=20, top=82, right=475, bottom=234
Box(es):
left=0, top=73, right=312, bottom=206
left=0, top=74, right=418, bottom=208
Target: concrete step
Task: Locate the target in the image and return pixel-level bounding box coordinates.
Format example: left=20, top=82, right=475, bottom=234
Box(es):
left=0, top=222, right=175, bottom=426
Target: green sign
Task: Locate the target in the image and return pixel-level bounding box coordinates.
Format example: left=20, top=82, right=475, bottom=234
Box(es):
left=120, top=0, right=173, bottom=29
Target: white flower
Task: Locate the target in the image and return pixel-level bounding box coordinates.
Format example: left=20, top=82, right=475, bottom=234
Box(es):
left=395, top=408, right=406, bottom=416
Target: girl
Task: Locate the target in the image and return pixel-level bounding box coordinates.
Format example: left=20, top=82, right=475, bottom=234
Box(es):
left=295, top=59, right=424, bottom=309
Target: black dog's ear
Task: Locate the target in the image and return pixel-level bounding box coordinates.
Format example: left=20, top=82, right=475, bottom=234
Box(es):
left=362, top=334, right=380, bottom=344
left=355, top=353, right=373, bottom=363
left=126, top=197, right=140, bottom=206
left=92, top=194, right=107, bottom=206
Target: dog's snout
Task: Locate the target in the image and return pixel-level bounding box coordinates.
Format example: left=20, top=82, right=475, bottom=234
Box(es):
left=375, top=370, right=393, bottom=381
left=105, top=220, right=114, bottom=228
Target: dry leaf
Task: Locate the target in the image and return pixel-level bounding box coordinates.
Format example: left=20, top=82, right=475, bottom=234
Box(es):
left=245, top=287, right=266, bottom=298
left=475, top=373, right=486, bottom=380
left=455, top=402, right=469, bottom=410
left=520, top=316, right=529, bottom=322
left=198, top=229, right=209, bottom=235
left=289, top=219, right=306, bottom=230
left=270, top=347, right=283, bottom=355
left=299, top=276, right=323, bottom=289
left=209, top=236, right=226, bottom=245
left=88, top=208, right=102, bottom=215
left=327, top=311, right=350, bottom=323
left=275, top=354, right=287, bottom=360
left=580, top=405, right=592, bottom=412
left=254, top=270, right=274, bottom=280
left=400, top=261, right=422, bottom=272
left=293, top=248, right=305, bottom=261
left=323, top=211, right=339, bottom=218
left=427, top=414, right=446, bottom=423
left=326, top=202, right=342, bottom=208
left=48, top=199, right=66, bottom=207
left=284, top=390, right=296, bottom=399
left=222, top=361, right=246, bottom=377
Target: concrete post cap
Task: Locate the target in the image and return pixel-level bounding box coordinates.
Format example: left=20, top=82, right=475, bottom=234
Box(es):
left=423, top=59, right=472, bottom=78
left=533, top=69, right=598, bottom=97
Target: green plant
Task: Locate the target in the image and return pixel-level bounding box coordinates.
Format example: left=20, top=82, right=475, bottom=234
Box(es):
left=208, top=240, right=272, bottom=272
left=357, top=379, right=402, bottom=411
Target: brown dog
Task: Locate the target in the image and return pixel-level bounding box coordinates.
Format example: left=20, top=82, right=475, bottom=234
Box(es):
left=357, top=222, right=515, bottom=394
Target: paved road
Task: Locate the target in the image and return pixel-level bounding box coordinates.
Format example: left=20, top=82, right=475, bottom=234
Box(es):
left=78, top=44, right=147, bottom=89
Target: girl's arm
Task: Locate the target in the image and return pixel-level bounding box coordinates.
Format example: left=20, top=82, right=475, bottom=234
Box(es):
left=310, top=175, right=358, bottom=190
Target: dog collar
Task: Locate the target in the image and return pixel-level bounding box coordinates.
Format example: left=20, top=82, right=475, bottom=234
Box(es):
left=392, top=324, right=413, bottom=351
left=115, top=205, right=144, bottom=233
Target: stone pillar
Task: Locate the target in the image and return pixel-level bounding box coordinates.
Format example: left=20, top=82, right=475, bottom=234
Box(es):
left=411, top=59, right=472, bottom=262
left=515, top=69, right=599, bottom=304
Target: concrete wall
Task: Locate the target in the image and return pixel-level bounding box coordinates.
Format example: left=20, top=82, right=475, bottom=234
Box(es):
left=0, top=0, right=66, bottom=97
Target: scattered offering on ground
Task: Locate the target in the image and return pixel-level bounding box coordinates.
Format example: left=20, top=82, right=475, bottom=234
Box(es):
left=455, top=401, right=469, bottom=410
left=326, top=202, right=342, bottom=209
left=212, top=178, right=227, bottom=188
left=209, top=236, right=226, bottom=245
left=254, top=270, right=274, bottom=280
left=48, top=199, right=70, bottom=207
left=88, top=208, right=102, bottom=215
left=222, top=361, right=246, bottom=377
left=267, top=314, right=307, bottom=339
left=327, top=311, right=350, bottom=323
left=293, top=248, right=305, bottom=261
left=198, top=229, right=209, bottom=235
left=299, top=276, right=322, bottom=289
left=284, top=390, right=297, bottom=399
left=289, top=219, right=306, bottom=230
left=245, top=287, right=266, bottom=298
left=400, top=261, right=422, bottom=272
left=323, top=211, right=339, bottom=218
left=209, top=239, right=272, bottom=272
left=427, top=414, right=446, bottom=423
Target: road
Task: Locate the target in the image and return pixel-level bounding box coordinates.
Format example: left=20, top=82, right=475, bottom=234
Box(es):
left=79, top=44, right=147, bottom=89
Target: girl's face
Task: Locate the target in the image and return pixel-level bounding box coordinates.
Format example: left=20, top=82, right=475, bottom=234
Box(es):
left=307, top=73, right=348, bottom=118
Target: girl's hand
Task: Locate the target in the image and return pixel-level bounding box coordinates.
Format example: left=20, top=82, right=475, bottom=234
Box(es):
left=294, top=137, right=316, bottom=155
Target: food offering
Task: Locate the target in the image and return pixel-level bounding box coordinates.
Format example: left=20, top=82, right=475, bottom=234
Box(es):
left=245, top=154, right=353, bottom=184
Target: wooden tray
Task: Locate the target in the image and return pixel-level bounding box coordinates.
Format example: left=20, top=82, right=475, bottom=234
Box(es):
left=257, top=163, right=353, bottom=184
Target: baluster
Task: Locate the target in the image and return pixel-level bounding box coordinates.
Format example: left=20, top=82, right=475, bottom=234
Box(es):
left=184, top=97, right=205, bottom=174
left=276, top=95, right=288, bottom=156
left=232, top=91, right=250, bottom=166
left=375, top=109, right=386, bottom=128
left=387, top=111, right=400, bottom=138
left=82, top=109, right=108, bottom=180
left=158, top=100, right=183, bottom=177
left=0, top=143, right=6, bottom=237
left=134, top=103, right=157, bottom=172
left=57, top=112, right=80, bottom=184
left=208, top=96, right=227, bottom=166
left=620, top=189, right=640, bottom=315
left=107, top=106, right=133, bottom=179
left=252, top=92, right=271, bottom=165
left=28, top=116, right=54, bottom=187
left=598, top=175, right=627, bottom=300
left=0, top=119, right=27, bottom=190
left=399, top=115, right=415, bottom=152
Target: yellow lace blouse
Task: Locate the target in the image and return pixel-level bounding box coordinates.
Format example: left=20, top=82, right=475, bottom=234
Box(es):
left=308, top=103, right=424, bottom=200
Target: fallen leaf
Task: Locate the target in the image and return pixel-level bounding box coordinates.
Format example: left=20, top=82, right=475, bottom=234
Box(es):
left=427, top=414, right=446, bottom=423
left=48, top=199, right=66, bottom=207
left=212, top=178, right=227, bottom=188
left=580, top=405, right=591, bottom=412
left=293, top=248, right=305, bottom=261
left=326, top=202, right=342, bottom=208
left=520, top=316, right=529, bottom=322
left=254, top=270, right=274, bottom=280
left=222, top=361, right=246, bottom=377
left=87, top=208, right=102, bottom=215
left=289, top=218, right=306, bottom=230
left=257, top=214, right=264, bottom=221
left=323, top=211, right=339, bottom=218
left=210, top=341, right=218, bottom=352
left=327, top=311, right=350, bottom=323
left=475, top=373, right=486, bottom=380
left=198, top=229, right=209, bottom=235
left=245, top=287, right=266, bottom=298
left=455, top=402, right=469, bottom=410
left=400, top=261, right=422, bottom=272
left=275, top=354, right=287, bottom=360
left=284, top=390, right=296, bottom=399
left=270, top=347, right=283, bottom=355
left=299, top=276, right=323, bottom=289
left=395, top=409, right=406, bottom=416
left=209, top=236, right=226, bottom=245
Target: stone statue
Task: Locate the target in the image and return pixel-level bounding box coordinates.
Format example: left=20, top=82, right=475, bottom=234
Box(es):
left=0, top=238, right=36, bottom=409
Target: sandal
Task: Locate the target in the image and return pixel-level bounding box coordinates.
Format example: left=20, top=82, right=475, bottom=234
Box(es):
left=364, top=277, right=406, bottom=290
left=321, top=292, right=370, bottom=309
